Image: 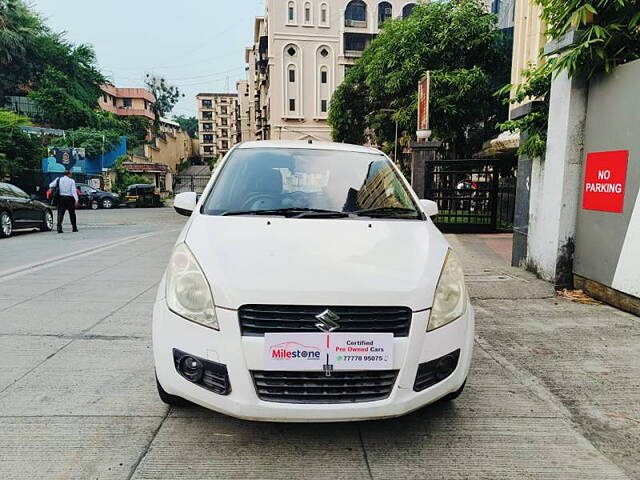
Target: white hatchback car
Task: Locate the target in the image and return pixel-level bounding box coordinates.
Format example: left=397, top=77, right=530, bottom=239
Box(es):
left=153, top=141, right=474, bottom=422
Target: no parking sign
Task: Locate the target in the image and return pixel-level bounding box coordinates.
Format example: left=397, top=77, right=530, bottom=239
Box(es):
left=582, top=150, right=629, bottom=213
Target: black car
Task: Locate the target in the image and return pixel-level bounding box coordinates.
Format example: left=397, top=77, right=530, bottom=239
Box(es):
left=76, top=183, right=120, bottom=209
left=0, top=182, right=54, bottom=238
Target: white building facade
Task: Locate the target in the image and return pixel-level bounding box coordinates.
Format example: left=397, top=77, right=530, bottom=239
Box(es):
left=244, top=0, right=418, bottom=142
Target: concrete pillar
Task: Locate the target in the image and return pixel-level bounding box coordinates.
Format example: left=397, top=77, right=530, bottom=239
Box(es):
left=526, top=70, right=588, bottom=287
left=409, top=141, right=441, bottom=199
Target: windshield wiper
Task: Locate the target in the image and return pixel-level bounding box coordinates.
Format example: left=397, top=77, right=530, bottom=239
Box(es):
left=221, top=207, right=348, bottom=218
left=353, top=206, right=421, bottom=218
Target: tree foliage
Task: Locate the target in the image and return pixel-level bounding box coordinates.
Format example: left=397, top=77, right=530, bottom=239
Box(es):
left=145, top=74, right=183, bottom=131
left=498, top=0, right=640, bottom=158
left=172, top=115, right=199, bottom=138
left=329, top=0, right=510, bottom=158
left=49, top=127, right=121, bottom=158
left=537, top=0, right=640, bottom=78
left=0, top=109, right=43, bottom=177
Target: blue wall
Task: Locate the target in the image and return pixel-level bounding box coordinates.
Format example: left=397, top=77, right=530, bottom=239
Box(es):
left=41, top=136, right=127, bottom=174
left=86, top=136, right=127, bottom=174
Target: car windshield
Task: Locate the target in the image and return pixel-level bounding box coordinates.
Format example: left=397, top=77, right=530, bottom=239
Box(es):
left=203, top=147, right=421, bottom=219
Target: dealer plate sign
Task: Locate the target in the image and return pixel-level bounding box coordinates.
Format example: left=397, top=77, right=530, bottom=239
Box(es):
left=582, top=150, right=629, bottom=213
left=264, top=333, right=393, bottom=371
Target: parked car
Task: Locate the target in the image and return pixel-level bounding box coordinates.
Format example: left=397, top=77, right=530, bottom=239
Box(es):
left=125, top=184, right=162, bottom=208
left=153, top=141, right=474, bottom=422
left=0, top=182, right=54, bottom=238
left=76, top=183, right=120, bottom=209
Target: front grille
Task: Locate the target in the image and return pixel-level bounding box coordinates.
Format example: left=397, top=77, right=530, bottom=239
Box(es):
left=252, top=370, right=399, bottom=403
left=238, top=305, right=412, bottom=337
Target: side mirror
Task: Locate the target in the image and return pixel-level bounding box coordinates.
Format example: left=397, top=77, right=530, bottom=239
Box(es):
left=174, top=192, right=197, bottom=217
left=420, top=199, right=439, bottom=217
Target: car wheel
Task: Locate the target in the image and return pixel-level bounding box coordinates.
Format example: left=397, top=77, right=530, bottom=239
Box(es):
left=156, top=375, right=191, bottom=407
left=101, top=198, right=113, bottom=209
left=90, top=200, right=99, bottom=210
left=0, top=211, right=12, bottom=238
left=441, top=380, right=466, bottom=402
left=40, top=210, right=54, bottom=232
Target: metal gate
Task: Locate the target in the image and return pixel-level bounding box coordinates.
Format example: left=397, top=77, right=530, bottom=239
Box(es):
left=424, top=158, right=516, bottom=233
left=173, top=174, right=211, bottom=194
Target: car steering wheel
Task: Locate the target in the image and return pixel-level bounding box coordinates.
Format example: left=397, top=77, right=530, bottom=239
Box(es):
left=241, top=193, right=281, bottom=210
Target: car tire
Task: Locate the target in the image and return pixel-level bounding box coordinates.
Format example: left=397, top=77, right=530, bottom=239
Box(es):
left=90, top=200, right=99, bottom=210
left=40, top=210, right=54, bottom=232
left=101, top=198, right=113, bottom=209
left=441, top=380, right=466, bottom=402
left=156, top=375, right=191, bottom=407
left=0, top=211, right=12, bottom=238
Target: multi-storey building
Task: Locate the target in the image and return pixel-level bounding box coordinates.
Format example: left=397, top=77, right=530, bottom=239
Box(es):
left=98, top=86, right=156, bottom=121
left=196, top=93, right=239, bottom=163
left=245, top=0, right=418, bottom=142
left=236, top=80, right=254, bottom=142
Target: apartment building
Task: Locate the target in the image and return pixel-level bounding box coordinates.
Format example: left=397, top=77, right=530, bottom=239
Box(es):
left=98, top=85, right=156, bottom=121
left=236, top=80, right=254, bottom=142
left=196, top=93, right=239, bottom=163
left=244, top=0, right=418, bottom=142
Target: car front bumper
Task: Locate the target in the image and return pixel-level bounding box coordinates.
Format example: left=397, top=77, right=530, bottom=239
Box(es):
left=153, top=300, right=474, bottom=422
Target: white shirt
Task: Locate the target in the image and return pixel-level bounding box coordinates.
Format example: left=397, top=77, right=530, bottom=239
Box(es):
left=49, top=176, right=78, bottom=202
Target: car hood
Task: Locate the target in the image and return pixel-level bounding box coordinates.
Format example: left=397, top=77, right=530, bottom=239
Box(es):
left=184, top=215, right=449, bottom=311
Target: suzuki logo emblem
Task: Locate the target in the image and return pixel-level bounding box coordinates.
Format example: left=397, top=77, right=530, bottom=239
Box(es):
left=315, top=309, right=340, bottom=332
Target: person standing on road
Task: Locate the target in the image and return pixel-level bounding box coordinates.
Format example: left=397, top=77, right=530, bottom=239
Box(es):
left=49, top=170, right=79, bottom=233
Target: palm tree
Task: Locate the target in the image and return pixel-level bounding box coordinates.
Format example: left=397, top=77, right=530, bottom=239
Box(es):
left=0, top=0, right=42, bottom=66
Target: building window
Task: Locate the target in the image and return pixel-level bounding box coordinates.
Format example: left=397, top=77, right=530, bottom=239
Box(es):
left=289, top=99, right=296, bottom=111
left=321, top=70, right=327, bottom=84
left=378, top=2, right=392, bottom=26
left=402, top=3, right=416, bottom=18
left=320, top=48, right=329, bottom=58
left=203, top=122, right=213, bottom=131
left=289, top=68, right=296, bottom=82
left=221, top=117, right=228, bottom=126
left=321, top=100, right=328, bottom=113
left=287, top=46, right=297, bottom=57
left=203, top=134, right=214, bottom=143
left=304, top=2, right=312, bottom=24
left=222, top=140, right=229, bottom=149
left=320, top=3, right=329, bottom=25
left=345, top=33, right=368, bottom=51
left=288, top=1, right=296, bottom=23
left=203, top=112, right=212, bottom=120
left=102, top=94, right=108, bottom=103
left=345, top=0, right=367, bottom=26
left=123, top=98, right=132, bottom=108
left=202, top=99, right=212, bottom=108
left=221, top=106, right=228, bottom=114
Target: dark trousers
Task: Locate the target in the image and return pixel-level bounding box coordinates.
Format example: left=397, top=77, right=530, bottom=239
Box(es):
left=57, top=196, right=77, bottom=231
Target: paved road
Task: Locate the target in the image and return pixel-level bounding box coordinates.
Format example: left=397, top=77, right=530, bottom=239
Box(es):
left=0, top=208, right=637, bottom=479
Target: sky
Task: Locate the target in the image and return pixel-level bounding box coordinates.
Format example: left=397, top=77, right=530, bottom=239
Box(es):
left=31, top=0, right=266, bottom=118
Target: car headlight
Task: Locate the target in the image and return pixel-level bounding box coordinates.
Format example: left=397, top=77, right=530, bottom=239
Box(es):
left=166, top=243, right=218, bottom=330
left=428, top=249, right=467, bottom=331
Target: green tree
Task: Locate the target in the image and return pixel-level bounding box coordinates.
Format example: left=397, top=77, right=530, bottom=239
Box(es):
left=172, top=115, right=198, bottom=138
left=0, top=0, right=45, bottom=103
left=0, top=109, right=44, bottom=177
left=145, top=74, right=184, bottom=131
left=49, top=127, right=121, bottom=157
left=329, top=0, right=510, bottom=158
left=498, top=0, right=640, bottom=158
left=537, top=0, right=640, bottom=77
